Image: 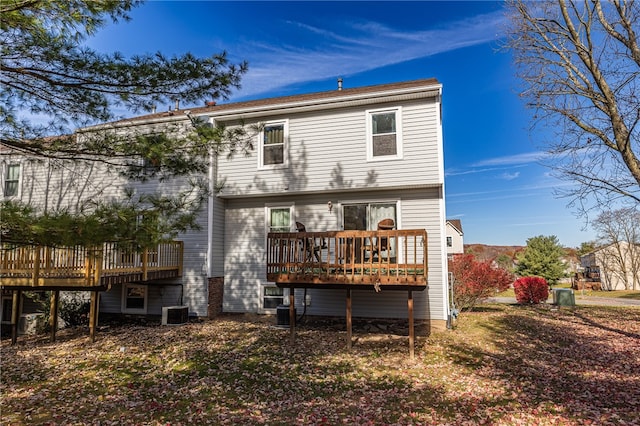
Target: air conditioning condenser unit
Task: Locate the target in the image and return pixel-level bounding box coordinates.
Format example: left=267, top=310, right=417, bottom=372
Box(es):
left=162, top=305, right=189, bottom=325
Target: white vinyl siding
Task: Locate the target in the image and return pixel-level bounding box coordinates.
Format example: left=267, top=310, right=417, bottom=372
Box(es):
left=100, top=283, right=184, bottom=315
left=216, top=99, right=441, bottom=198
left=11, top=145, right=211, bottom=318
left=222, top=189, right=447, bottom=321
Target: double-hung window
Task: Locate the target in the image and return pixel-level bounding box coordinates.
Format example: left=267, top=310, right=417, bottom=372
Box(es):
left=366, top=107, right=403, bottom=161
left=259, top=120, right=288, bottom=169
left=3, top=163, right=21, bottom=197
left=122, top=283, right=148, bottom=314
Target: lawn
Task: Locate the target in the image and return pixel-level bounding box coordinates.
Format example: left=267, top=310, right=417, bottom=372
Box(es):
left=2, top=304, right=639, bottom=425
left=497, top=286, right=640, bottom=301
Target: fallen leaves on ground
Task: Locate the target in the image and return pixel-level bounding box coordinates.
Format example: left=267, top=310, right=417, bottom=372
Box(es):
left=1, top=305, right=639, bottom=425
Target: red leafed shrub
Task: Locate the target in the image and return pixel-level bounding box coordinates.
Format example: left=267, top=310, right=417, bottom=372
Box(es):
left=450, top=254, right=513, bottom=312
left=514, top=276, right=549, bottom=304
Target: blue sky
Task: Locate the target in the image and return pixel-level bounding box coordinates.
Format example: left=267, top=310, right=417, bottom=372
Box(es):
left=86, top=0, right=597, bottom=248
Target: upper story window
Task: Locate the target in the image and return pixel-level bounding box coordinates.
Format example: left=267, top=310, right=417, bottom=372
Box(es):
left=3, top=163, right=21, bottom=198
left=259, top=120, right=288, bottom=169
left=447, top=236, right=453, bottom=247
left=366, top=107, right=403, bottom=161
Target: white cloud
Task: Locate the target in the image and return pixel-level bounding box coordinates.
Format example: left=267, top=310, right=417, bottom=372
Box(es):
left=500, top=171, right=520, bottom=180
left=445, top=164, right=527, bottom=177
left=229, top=11, right=506, bottom=98
left=472, top=151, right=548, bottom=167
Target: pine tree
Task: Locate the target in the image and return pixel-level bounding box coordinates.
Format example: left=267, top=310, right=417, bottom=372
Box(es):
left=1, top=1, right=252, bottom=249
left=516, top=235, right=566, bottom=285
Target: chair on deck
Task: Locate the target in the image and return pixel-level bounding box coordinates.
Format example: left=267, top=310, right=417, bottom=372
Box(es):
left=369, top=218, right=395, bottom=261
left=296, top=222, right=325, bottom=262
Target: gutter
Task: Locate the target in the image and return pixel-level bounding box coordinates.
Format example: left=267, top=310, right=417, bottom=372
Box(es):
left=216, top=183, right=444, bottom=199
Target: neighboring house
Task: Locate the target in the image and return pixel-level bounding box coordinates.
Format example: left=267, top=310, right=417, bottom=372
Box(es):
left=1, top=78, right=451, bottom=331
left=580, top=242, right=640, bottom=291
left=446, top=219, right=464, bottom=259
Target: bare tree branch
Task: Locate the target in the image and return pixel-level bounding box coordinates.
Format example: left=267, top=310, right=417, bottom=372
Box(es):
left=506, top=0, right=640, bottom=216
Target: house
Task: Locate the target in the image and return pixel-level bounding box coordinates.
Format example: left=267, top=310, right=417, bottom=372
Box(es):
left=580, top=242, right=640, bottom=291
left=446, top=219, right=464, bottom=260
left=1, top=78, right=450, bottom=333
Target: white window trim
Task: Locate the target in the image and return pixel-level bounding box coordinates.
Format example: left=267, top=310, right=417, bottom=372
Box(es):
left=2, top=161, right=23, bottom=199
left=338, top=199, right=401, bottom=230
left=262, top=203, right=295, bottom=312
left=365, top=107, right=403, bottom=162
left=121, top=283, right=148, bottom=314
left=258, top=119, right=289, bottom=170
left=260, top=283, right=289, bottom=313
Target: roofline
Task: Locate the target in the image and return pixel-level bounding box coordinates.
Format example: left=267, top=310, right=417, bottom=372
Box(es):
left=80, top=78, right=442, bottom=131
left=446, top=220, right=463, bottom=235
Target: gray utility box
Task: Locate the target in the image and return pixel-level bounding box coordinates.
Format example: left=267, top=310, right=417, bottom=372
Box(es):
left=553, top=289, right=575, bottom=307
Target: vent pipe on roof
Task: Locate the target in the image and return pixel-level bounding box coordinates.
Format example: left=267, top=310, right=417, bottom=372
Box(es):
left=337, top=77, right=343, bottom=91
left=174, top=99, right=180, bottom=111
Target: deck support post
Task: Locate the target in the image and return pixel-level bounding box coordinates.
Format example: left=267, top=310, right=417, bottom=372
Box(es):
left=408, top=290, right=415, bottom=360
left=10, top=290, right=22, bottom=345
left=89, top=291, right=100, bottom=342
left=50, top=290, right=59, bottom=342
left=289, top=287, right=295, bottom=345
left=346, top=288, right=352, bottom=351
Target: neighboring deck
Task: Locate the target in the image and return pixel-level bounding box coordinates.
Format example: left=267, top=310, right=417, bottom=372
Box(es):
left=0, top=242, right=184, bottom=290
left=266, top=229, right=428, bottom=290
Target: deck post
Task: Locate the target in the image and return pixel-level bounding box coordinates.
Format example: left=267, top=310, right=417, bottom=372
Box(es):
left=289, top=287, right=295, bottom=344
left=93, top=247, right=102, bottom=286
left=142, top=248, right=148, bottom=281
left=33, top=247, right=41, bottom=287
left=10, top=290, right=22, bottom=345
left=408, top=290, right=415, bottom=360
left=89, top=291, right=99, bottom=342
left=50, top=290, right=59, bottom=342
left=346, top=288, right=352, bottom=351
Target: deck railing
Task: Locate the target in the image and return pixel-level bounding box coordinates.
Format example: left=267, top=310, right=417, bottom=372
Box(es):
left=0, top=241, right=183, bottom=288
left=267, top=229, right=428, bottom=288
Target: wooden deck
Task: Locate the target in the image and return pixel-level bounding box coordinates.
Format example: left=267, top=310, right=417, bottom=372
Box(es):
left=267, top=229, right=428, bottom=359
left=267, top=229, right=428, bottom=290
left=0, top=242, right=184, bottom=290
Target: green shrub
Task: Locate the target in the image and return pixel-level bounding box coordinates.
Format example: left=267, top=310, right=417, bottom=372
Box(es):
left=59, top=293, right=90, bottom=327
